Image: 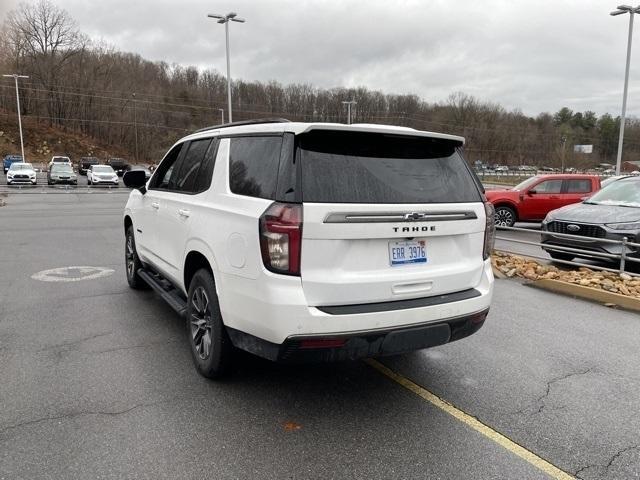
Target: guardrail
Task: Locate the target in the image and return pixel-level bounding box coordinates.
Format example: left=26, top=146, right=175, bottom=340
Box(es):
left=495, top=225, right=640, bottom=277
left=476, top=171, right=618, bottom=178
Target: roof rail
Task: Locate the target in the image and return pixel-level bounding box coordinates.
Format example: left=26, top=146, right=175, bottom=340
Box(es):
left=194, top=118, right=291, bottom=133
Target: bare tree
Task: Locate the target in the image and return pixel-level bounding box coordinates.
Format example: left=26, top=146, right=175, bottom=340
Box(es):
left=2, top=0, right=87, bottom=123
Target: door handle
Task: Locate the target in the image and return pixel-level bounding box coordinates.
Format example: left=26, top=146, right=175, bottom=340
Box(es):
left=178, top=209, right=191, bottom=218
left=151, top=202, right=160, bottom=210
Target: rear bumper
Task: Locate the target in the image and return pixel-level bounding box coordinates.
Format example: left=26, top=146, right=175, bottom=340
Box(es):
left=219, top=258, right=493, bottom=350
left=227, top=308, right=489, bottom=362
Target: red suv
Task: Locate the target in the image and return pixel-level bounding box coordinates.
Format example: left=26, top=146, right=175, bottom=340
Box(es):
left=485, top=175, right=601, bottom=226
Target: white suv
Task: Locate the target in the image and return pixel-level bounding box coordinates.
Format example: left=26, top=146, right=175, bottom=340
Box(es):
left=48, top=156, right=71, bottom=170
left=123, top=120, right=495, bottom=378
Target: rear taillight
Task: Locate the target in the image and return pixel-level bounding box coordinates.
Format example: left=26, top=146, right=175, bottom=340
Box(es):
left=259, top=202, right=303, bottom=276
left=483, top=202, right=496, bottom=260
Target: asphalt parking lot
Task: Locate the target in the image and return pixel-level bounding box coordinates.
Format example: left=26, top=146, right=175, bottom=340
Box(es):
left=1, top=192, right=639, bottom=479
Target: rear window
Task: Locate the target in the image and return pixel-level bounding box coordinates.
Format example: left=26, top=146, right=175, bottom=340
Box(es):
left=564, top=179, right=592, bottom=193
left=297, top=131, right=482, bottom=204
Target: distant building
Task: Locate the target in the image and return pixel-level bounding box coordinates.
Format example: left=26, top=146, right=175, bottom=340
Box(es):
left=622, top=160, right=640, bottom=172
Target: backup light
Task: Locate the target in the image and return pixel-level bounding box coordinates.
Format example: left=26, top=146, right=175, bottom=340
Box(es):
left=259, top=202, right=303, bottom=276
left=483, top=202, right=496, bottom=260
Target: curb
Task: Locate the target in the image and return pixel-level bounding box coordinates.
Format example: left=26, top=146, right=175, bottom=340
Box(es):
left=529, top=278, right=640, bottom=313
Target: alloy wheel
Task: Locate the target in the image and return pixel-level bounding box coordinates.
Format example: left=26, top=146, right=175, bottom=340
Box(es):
left=190, top=286, right=212, bottom=360
left=495, top=208, right=514, bottom=227
left=125, top=234, right=135, bottom=279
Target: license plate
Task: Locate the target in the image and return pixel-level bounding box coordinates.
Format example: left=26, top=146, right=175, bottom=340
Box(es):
left=389, top=240, right=427, bottom=266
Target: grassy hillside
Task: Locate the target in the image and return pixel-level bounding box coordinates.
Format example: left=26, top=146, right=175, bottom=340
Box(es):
left=0, top=111, right=131, bottom=167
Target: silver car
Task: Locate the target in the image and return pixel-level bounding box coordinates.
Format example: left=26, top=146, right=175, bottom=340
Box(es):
left=6, top=162, right=37, bottom=185
left=541, top=176, right=640, bottom=261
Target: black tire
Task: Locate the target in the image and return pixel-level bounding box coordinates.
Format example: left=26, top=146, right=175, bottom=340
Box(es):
left=549, top=251, right=574, bottom=262
left=494, top=206, right=516, bottom=227
left=125, top=226, right=149, bottom=289
left=187, top=269, right=233, bottom=379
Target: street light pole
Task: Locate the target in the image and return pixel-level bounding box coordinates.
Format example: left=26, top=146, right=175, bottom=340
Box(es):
left=611, top=5, right=640, bottom=175
left=132, top=93, right=139, bottom=163
left=218, top=108, right=224, bottom=124
left=208, top=12, right=245, bottom=123
left=342, top=100, right=357, bottom=124
left=561, top=135, right=567, bottom=174
left=2, top=74, right=29, bottom=161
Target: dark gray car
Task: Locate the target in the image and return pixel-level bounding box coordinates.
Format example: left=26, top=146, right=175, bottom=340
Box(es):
left=541, top=176, right=640, bottom=261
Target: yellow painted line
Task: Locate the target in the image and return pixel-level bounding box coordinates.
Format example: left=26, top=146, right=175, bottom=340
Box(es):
left=365, top=358, right=575, bottom=480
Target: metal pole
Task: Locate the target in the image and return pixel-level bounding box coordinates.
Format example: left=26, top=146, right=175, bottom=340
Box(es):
left=225, top=21, right=232, bottom=123
left=561, top=136, right=566, bottom=173
left=3, top=74, right=29, bottom=161
left=132, top=93, right=138, bottom=163
left=218, top=108, right=224, bottom=124
left=616, top=12, right=635, bottom=175
left=621, top=237, right=629, bottom=273
left=14, top=76, right=25, bottom=161
left=347, top=103, right=351, bottom=124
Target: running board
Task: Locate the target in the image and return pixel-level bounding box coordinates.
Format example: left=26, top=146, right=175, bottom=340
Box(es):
left=137, top=269, right=187, bottom=317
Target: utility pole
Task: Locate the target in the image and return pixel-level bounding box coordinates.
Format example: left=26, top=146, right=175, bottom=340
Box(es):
left=218, top=108, right=224, bottom=124
left=342, top=100, right=357, bottom=124
left=132, top=93, right=139, bottom=163
left=2, top=74, right=29, bottom=161
left=207, top=12, right=245, bottom=123
left=561, top=135, right=567, bottom=173
left=611, top=5, right=640, bottom=175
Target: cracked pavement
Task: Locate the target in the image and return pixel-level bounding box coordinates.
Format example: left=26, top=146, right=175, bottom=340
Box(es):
left=1, top=193, right=640, bottom=479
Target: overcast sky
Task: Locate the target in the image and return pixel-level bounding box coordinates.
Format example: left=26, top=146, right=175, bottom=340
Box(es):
left=1, top=0, right=639, bottom=117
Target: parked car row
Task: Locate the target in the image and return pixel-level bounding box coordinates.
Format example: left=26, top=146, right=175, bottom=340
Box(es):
left=485, top=174, right=640, bottom=264
left=2, top=161, right=153, bottom=188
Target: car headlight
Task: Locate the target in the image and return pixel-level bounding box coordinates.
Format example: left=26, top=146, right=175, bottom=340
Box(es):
left=542, top=211, right=557, bottom=224
left=605, top=222, right=640, bottom=231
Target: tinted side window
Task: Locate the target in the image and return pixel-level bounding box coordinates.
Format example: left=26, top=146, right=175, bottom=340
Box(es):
left=172, top=139, right=212, bottom=193
left=150, top=143, right=184, bottom=190
left=565, top=179, right=592, bottom=193
left=229, top=136, right=283, bottom=199
left=193, top=140, right=219, bottom=193
left=534, top=179, right=562, bottom=194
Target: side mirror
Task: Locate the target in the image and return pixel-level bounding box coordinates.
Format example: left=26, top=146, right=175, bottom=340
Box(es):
left=527, top=189, right=537, bottom=195
left=123, top=170, right=147, bottom=193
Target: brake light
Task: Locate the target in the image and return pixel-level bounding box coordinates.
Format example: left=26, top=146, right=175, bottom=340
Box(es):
left=259, top=202, right=303, bottom=276
left=483, top=202, right=496, bottom=260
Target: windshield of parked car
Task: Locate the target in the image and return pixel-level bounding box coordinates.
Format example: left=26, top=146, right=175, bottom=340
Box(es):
left=511, top=176, right=540, bottom=191
left=9, top=163, right=33, bottom=171
left=586, top=178, right=640, bottom=207
left=93, top=166, right=114, bottom=173
left=52, top=157, right=70, bottom=162
left=601, top=176, right=629, bottom=189
left=52, top=165, right=73, bottom=173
